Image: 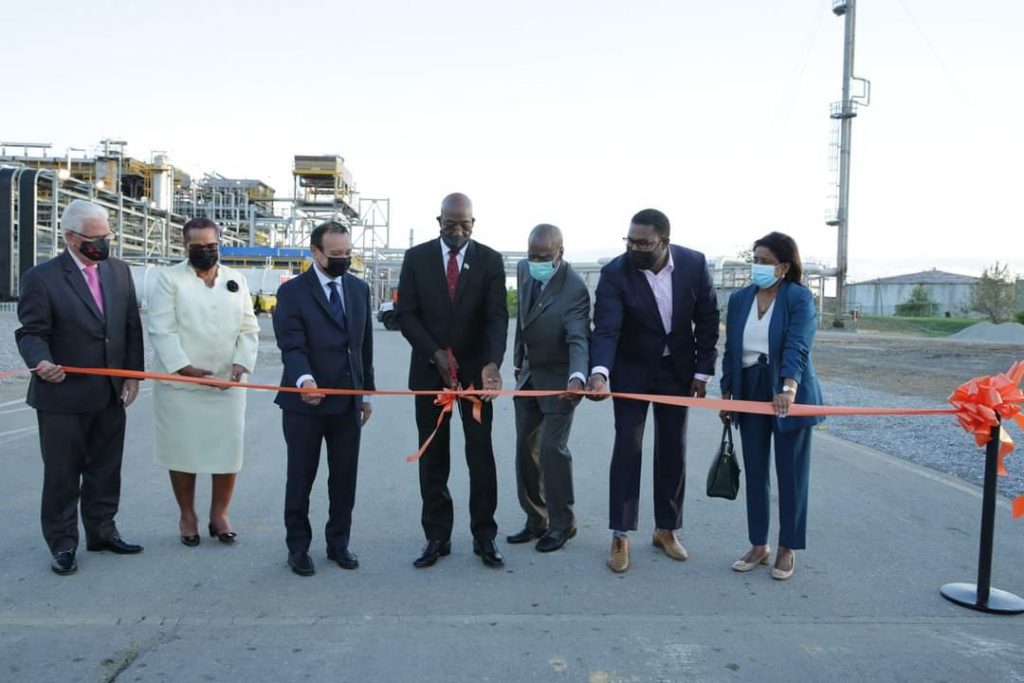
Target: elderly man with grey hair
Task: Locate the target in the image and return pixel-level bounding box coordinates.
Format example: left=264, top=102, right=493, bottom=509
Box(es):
left=15, top=199, right=145, bottom=576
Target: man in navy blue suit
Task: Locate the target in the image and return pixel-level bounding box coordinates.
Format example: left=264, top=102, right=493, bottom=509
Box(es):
left=273, top=221, right=374, bottom=577
left=586, top=209, right=719, bottom=573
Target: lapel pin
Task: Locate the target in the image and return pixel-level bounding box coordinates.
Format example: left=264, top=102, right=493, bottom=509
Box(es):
left=463, top=263, right=470, bottom=271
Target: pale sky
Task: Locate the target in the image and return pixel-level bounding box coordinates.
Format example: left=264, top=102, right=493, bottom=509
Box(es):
left=3, top=0, right=1021, bottom=281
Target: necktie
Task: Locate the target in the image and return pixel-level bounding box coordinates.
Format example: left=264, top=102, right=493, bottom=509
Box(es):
left=446, top=250, right=460, bottom=302
left=529, top=279, right=542, bottom=313
left=83, top=265, right=105, bottom=315
left=327, top=281, right=347, bottom=328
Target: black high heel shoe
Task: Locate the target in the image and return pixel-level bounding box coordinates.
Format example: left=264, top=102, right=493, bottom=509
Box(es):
left=208, top=522, right=237, bottom=544
left=180, top=534, right=201, bottom=547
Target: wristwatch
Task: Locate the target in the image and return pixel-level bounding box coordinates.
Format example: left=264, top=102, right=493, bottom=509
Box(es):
left=781, top=385, right=796, bottom=395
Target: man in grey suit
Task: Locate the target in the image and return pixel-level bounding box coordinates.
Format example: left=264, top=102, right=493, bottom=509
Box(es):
left=15, top=199, right=145, bottom=575
left=508, top=224, right=591, bottom=552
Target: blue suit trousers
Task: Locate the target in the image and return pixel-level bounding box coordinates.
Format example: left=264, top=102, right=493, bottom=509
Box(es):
left=738, top=361, right=812, bottom=549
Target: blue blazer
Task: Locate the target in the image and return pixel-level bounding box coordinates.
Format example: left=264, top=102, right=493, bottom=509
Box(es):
left=590, top=244, right=719, bottom=392
left=272, top=268, right=375, bottom=415
left=720, top=281, right=824, bottom=433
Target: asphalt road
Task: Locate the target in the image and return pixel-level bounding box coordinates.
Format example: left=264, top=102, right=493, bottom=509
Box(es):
left=1, top=324, right=1022, bottom=682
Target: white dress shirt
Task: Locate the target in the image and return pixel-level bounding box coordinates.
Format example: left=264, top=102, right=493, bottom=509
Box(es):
left=67, top=247, right=90, bottom=272
left=591, top=250, right=712, bottom=383
left=297, top=262, right=369, bottom=404
left=741, top=298, right=773, bottom=368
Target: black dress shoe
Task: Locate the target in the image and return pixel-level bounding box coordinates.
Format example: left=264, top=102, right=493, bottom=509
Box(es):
left=326, top=547, right=359, bottom=570
left=413, top=540, right=452, bottom=568
left=535, top=526, right=577, bottom=553
left=288, top=551, right=315, bottom=577
left=506, top=526, right=546, bottom=544
left=51, top=550, right=77, bottom=575
left=208, top=523, right=237, bottom=544
left=473, top=539, right=505, bottom=567
left=180, top=534, right=201, bottom=547
left=85, top=536, right=143, bottom=554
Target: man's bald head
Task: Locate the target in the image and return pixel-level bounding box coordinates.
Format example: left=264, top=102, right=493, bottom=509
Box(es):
left=440, top=193, right=473, bottom=217
left=437, top=193, right=475, bottom=248
left=528, top=224, right=563, bottom=250
left=527, top=223, right=564, bottom=264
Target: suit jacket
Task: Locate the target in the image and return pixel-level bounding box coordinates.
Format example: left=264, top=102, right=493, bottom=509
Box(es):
left=272, top=267, right=375, bottom=415
left=720, top=281, right=824, bottom=433
left=513, top=261, right=590, bottom=413
left=15, top=250, right=144, bottom=413
left=589, top=244, right=719, bottom=392
left=395, top=238, right=508, bottom=390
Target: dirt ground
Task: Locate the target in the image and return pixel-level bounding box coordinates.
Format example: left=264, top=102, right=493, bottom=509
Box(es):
left=811, top=329, right=1023, bottom=402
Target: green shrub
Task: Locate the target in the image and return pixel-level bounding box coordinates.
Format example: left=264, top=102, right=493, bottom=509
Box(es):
left=1015, top=310, right=1024, bottom=325
left=894, top=284, right=938, bottom=317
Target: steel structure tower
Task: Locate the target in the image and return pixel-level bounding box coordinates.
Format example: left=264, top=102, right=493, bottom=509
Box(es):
left=827, top=0, right=870, bottom=327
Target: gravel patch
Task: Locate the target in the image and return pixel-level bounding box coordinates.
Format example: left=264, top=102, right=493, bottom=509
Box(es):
left=951, top=322, right=1024, bottom=344
left=820, top=380, right=1023, bottom=500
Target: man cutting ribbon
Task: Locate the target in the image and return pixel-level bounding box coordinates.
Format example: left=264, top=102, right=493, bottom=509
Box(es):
left=395, top=193, right=508, bottom=569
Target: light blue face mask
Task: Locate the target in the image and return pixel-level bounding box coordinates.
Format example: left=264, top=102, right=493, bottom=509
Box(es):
left=528, top=260, right=557, bottom=283
left=751, top=263, right=780, bottom=289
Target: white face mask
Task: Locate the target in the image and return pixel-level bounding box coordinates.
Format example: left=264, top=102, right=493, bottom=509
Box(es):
left=751, top=263, right=780, bottom=288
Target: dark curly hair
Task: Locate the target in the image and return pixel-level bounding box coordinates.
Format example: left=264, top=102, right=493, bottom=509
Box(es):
left=753, top=231, right=803, bottom=283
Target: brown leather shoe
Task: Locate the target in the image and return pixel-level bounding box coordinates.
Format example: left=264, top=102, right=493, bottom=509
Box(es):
left=607, top=536, right=630, bottom=573
left=652, top=530, right=689, bottom=561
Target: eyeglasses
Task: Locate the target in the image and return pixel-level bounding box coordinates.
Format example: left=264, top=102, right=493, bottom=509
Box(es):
left=439, top=219, right=475, bottom=232
left=187, top=243, right=219, bottom=252
left=68, top=230, right=116, bottom=243
left=623, top=237, right=661, bottom=252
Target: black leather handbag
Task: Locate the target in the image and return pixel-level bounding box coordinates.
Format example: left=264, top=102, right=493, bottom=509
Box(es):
left=706, top=422, right=741, bottom=500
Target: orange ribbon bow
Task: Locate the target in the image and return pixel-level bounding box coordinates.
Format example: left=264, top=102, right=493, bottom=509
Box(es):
left=948, top=361, right=1024, bottom=518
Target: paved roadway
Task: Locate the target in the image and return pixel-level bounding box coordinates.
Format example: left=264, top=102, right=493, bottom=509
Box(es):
left=1, top=324, right=1022, bottom=682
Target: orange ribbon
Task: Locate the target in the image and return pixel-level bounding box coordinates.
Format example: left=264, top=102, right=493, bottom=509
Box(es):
left=5, top=362, right=1022, bottom=516
left=406, top=386, right=484, bottom=463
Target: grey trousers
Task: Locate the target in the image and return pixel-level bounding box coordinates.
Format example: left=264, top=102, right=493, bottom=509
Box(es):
left=514, top=391, right=577, bottom=533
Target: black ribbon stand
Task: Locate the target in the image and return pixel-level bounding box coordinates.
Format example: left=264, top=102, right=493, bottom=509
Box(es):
left=940, top=422, right=1024, bottom=615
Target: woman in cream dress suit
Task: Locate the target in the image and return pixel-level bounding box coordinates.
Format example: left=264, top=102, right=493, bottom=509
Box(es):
left=147, top=218, right=260, bottom=546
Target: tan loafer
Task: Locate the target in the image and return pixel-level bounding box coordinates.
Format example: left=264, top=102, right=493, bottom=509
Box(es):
left=771, top=552, right=795, bottom=580
left=731, top=546, right=771, bottom=572
left=607, top=536, right=630, bottom=573
left=651, top=530, right=689, bottom=561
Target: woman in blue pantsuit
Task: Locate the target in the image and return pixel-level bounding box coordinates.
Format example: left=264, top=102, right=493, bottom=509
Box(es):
left=720, top=232, right=824, bottom=580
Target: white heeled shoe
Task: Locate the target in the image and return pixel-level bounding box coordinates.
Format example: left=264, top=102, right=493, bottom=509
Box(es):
left=771, top=552, right=795, bottom=580
left=731, top=546, right=771, bottom=572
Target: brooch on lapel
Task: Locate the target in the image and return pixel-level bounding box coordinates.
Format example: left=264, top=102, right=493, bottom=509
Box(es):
left=226, top=280, right=239, bottom=292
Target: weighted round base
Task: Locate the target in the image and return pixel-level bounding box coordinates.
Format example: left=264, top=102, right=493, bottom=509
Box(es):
left=940, top=583, right=1024, bottom=615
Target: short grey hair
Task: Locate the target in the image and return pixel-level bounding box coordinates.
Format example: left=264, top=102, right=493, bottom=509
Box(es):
left=61, top=200, right=109, bottom=234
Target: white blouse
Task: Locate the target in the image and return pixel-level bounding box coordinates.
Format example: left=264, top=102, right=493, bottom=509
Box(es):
left=741, top=298, right=774, bottom=368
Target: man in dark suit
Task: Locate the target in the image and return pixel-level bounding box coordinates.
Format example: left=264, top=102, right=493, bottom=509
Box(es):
left=395, top=193, right=508, bottom=568
left=508, top=224, right=590, bottom=552
left=272, top=221, right=374, bottom=577
left=15, top=199, right=145, bottom=575
left=587, top=208, right=719, bottom=573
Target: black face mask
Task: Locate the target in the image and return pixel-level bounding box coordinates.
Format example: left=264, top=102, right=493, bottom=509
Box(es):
left=188, top=248, right=219, bottom=271
left=78, top=237, right=110, bottom=262
left=323, top=256, right=351, bottom=278
left=441, top=233, right=469, bottom=252
left=628, top=246, right=662, bottom=271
